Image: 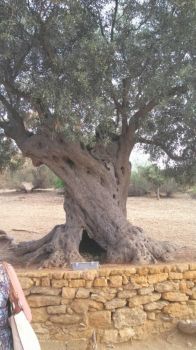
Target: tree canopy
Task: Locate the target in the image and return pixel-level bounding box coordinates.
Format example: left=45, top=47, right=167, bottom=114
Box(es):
left=0, top=0, right=195, bottom=167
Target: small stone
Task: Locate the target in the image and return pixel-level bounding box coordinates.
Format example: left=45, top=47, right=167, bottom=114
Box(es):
left=147, top=312, right=156, bottom=320
left=169, top=272, right=183, bottom=280
left=30, top=286, right=61, bottom=296
left=144, top=301, right=169, bottom=311
left=19, top=277, right=34, bottom=289
left=109, top=275, right=122, bottom=287
left=102, top=329, right=119, bottom=344
left=183, top=271, right=196, bottom=279
left=128, top=293, right=161, bottom=307
left=41, top=277, right=50, bottom=287
left=47, top=305, right=67, bottom=314
left=105, top=298, right=126, bottom=310
left=76, top=288, right=90, bottom=298
left=27, top=295, right=61, bottom=307
left=31, top=307, right=49, bottom=322
left=148, top=273, right=168, bottom=284
left=52, top=279, right=69, bottom=288
left=131, top=275, right=148, bottom=285
left=138, top=286, right=154, bottom=295
left=155, top=281, right=179, bottom=293
left=62, top=288, right=76, bottom=299
left=117, top=290, right=137, bottom=299
left=49, top=314, right=82, bottom=325
left=162, top=292, right=188, bottom=302
left=88, top=310, right=111, bottom=328
left=69, top=279, right=85, bottom=288
left=94, top=277, right=108, bottom=287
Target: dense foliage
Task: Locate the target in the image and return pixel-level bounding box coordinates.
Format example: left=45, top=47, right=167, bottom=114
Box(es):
left=0, top=0, right=195, bottom=167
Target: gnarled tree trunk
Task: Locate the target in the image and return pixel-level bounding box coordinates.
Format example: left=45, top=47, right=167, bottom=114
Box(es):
left=0, top=131, right=176, bottom=267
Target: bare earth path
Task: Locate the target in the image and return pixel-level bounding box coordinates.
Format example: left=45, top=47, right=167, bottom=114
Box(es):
left=0, top=191, right=195, bottom=249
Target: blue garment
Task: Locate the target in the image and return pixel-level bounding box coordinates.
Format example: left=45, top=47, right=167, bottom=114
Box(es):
left=0, top=263, right=13, bottom=350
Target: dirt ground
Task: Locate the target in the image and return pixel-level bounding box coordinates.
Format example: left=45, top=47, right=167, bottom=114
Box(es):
left=40, top=331, right=196, bottom=350
left=0, top=191, right=195, bottom=250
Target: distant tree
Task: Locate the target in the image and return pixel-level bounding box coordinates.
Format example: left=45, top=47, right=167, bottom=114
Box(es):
left=0, top=0, right=195, bottom=266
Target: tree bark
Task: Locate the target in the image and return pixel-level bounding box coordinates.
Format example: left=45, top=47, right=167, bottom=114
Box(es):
left=0, top=132, right=177, bottom=266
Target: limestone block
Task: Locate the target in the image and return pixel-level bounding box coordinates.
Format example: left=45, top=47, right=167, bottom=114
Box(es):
left=64, top=271, right=82, bottom=279
left=113, top=307, right=147, bottom=329
left=118, top=327, right=135, bottom=342
left=49, top=314, right=82, bottom=325
left=137, top=267, right=149, bottom=276
left=47, top=305, right=67, bottom=314
left=24, top=289, right=31, bottom=296
left=31, top=307, right=49, bottom=322
left=71, top=299, right=103, bottom=314
left=69, top=279, right=85, bottom=288
left=52, top=271, right=65, bottom=280
left=82, top=270, right=98, bottom=280
left=105, top=298, right=126, bottom=310
left=122, top=276, right=129, bottom=285
left=33, top=278, right=41, bottom=286
left=130, top=275, right=148, bottom=285
left=41, top=277, right=51, bottom=287
left=30, top=287, right=61, bottom=296
left=109, top=269, right=124, bottom=276
left=144, top=301, right=169, bottom=311
left=162, top=292, right=189, bottom=302
left=76, top=288, right=90, bottom=299
left=93, top=277, right=108, bottom=287
left=147, top=312, right=156, bottom=320
left=155, top=281, right=179, bottom=293
left=62, top=288, right=76, bottom=299
left=169, top=272, right=183, bottom=280
left=117, top=290, right=137, bottom=299
left=61, top=298, right=71, bottom=305
left=124, top=282, right=141, bottom=290
left=88, top=310, right=111, bottom=328
left=148, top=273, right=168, bottom=284
left=128, top=293, right=161, bottom=307
left=32, top=323, right=49, bottom=335
left=52, top=280, right=69, bottom=288
left=91, top=290, right=115, bottom=303
left=85, top=281, right=93, bottom=288
left=163, top=303, right=192, bottom=318
left=27, top=295, right=61, bottom=307
left=183, top=271, right=196, bottom=279
left=189, top=264, right=196, bottom=271
left=179, top=281, right=190, bottom=293
left=138, top=286, right=154, bottom=295
left=175, top=264, right=189, bottom=272
left=17, top=270, right=52, bottom=278
left=109, top=275, right=123, bottom=287
left=19, top=277, right=34, bottom=289
left=98, top=268, right=111, bottom=277
left=102, top=329, right=119, bottom=343
left=123, top=267, right=136, bottom=276
left=148, top=266, right=165, bottom=274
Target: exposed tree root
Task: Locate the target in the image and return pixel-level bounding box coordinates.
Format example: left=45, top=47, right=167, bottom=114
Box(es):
left=0, top=224, right=184, bottom=267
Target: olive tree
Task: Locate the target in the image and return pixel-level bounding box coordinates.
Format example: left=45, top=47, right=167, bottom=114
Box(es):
left=0, top=0, right=195, bottom=266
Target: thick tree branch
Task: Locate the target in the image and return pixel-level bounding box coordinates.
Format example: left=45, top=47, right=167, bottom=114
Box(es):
left=111, top=0, right=119, bottom=41
left=0, top=94, right=29, bottom=144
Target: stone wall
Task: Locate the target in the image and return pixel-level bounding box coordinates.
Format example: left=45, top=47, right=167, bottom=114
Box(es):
left=17, top=263, right=196, bottom=347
